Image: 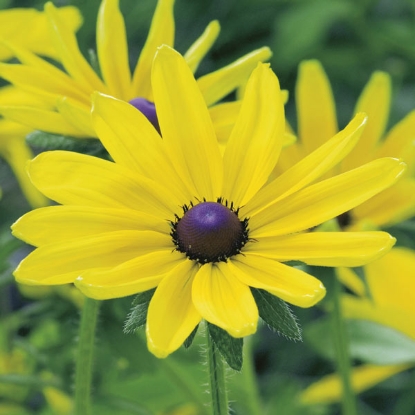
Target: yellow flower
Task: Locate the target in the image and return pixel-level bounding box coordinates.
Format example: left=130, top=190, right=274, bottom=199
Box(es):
left=275, top=60, right=415, bottom=230
left=12, top=47, right=404, bottom=358
left=0, top=0, right=270, bottom=139
left=300, top=247, right=415, bottom=405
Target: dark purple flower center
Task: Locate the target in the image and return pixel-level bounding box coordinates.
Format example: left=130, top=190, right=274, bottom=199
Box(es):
left=171, top=201, right=249, bottom=264
left=129, top=97, right=160, bottom=133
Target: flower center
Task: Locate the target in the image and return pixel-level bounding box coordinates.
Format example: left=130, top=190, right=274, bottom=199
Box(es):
left=129, top=97, right=160, bottom=133
left=171, top=201, right=249, bottom=264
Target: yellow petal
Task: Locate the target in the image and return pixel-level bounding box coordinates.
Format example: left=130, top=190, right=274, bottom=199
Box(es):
left=152, top=45, right=222, bottom=200
left=342, top=71, right=391, bottom=170
left=192, top=262, right=258, bottom=337
left=28, top=151, right=182, bottom=218
left=209, top=101, right=241, bottom=148
left=45, top=2, right=106, bottom=92
left=57, top=97, right=95, bottom=137
left=147, top=259, right=201, bottom=358
left=222, top=63, right=284, bottom=206
left=229, top=254, right=325, bottom=308
left=245, top=231, right=395, bottom=267
left=91, top=92, right=192, bottom=202
left=12, top=205, right=168, bottom=246
left=184, top=20, right=220, bottom=73
left=243, top=112, right=367, bottom=217
left=336, top=267, right=366, bottom=297
left=300, top=364, right=411, bottom=405
left=296, top=60, right=338, bottom=154
left=96, top=0, right=131, bottom=99
left=132, top=0, right=174, bottom=99
left=248, top=158, right=406, bottom=237
left=14, top=230, right=171, bottom=285
left=0, top=84, right=50, bottom=107
left=76, top=250, right=185, bottom=300
left=197, top=46, right=272, bottom=107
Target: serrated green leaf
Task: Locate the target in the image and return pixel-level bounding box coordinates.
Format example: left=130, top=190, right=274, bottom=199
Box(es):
left=251, top=288, right=302, bottom=341
left=207, top=323, right=243, bottom=371
left=183, top=324, right=199, bottom=349
left=124, top=289, right=155, bottom=333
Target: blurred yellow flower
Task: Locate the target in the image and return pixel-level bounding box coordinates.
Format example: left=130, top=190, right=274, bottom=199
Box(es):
left=12, top=47, right=403, bottom=358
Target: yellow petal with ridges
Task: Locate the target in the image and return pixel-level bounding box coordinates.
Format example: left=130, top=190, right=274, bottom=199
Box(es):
left=132, top=0, right=174, bottom=99
left=342, top=71, right=391, bottom=170
left=244, top=112, right=367, bottom=217
left=14, top=230, right=171, bottom=285
left=97, top=0, right=131, bottom=99
left=12, top=205, right=168, bottom=246
left=45, top=2, right=107, bottom=92
left=184, top=20, right=220, bottom=73
left=192, top=262, right=258, bottom=337
left=296, top=60, right=338, bottom=154
left=222, top=63, right=284, bottom=206
left=28, top=151, right=182, bottom=218
left=229, top=254, right=326, bottom=308
left=147, top=259, right=201, bottom=358
left=245, top=231, right=395, bottom=267
left=76, top=250, right=185, bottom=300
left=197, top=46, right=272, bottom=107
left=91, top=92, right=192, bottom=202
left=0, top=85, right=50, bottom=107
left=152, top=45, right=222, bottom=200
left=248, top=158, right=406, bottom=238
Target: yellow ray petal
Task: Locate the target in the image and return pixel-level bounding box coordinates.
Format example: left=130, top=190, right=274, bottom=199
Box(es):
left=209, top=100, right=241, bottom=148
left=245, top=231, right=395, bottom=267
left=147, top=259, right=201, bottom=358
left=336, top=267, right=366, bottom=297
left=243, top=112, right=367, bottom=217
left=296, top=60, right=338, bottom=154
left=0, top=106, right=87, bottom=137
left=184, top=20, right=220, bottom=73
left=96, top=0, right=131, bottom=99
left=76, top=250, right=185, bottom=300
left=197, top=46, right=272, bottom=107
left=152, top=45, right=222, bottom=200
left=0, top=85, right=51, bottom=107
left=12, top=205, right=168, bottom=246
left=300, top=364, right=411, bottom=405
left=132, top=0, right=174, bottom=99
left=192, top=262, right=258, bottom=337
left=229, top=254, right=326, bottom=308
left=28, top=151, right=182, bottom=218
left=248, top=158, right=406, bottom=237
left=44, top=2, right=106, bottom=92
left=14, top=230, right=171, bottom=285
left=57, top=97, right=95, bottom=137
left=222, top=63, right=284, bottom=206
left=91, top=92, right=192, bottom=201
left=342, top=71, right=391, bottom=170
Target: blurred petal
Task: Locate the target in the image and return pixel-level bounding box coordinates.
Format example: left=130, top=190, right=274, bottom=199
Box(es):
left=192, top=262, right=258, bottom=337
left=209, top=101, right=241, bottom=147
left=228, top=254, right=326, bottom=308
left=222, top=63, right=284, bottom=206
left=152, top=46, right=222, bottom=199
left=147, top=259, right=201, bottom=358
left=336, top=267, right=366, bottom=297
left=57, top=97, right=95, bottom=137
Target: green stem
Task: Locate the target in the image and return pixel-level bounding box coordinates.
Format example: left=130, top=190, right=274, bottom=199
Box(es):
left=205, top=323, right=229, bottom=415
left=242, top=337, right=262, bottom=415
left=74, top=297, right=100, bottom=415
left=331, top=272, right=358, bottom=415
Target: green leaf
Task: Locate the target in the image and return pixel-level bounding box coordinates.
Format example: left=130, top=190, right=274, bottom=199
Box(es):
left=183, top=324, right=199, bottom=349
left=124, top=289, right=155, bottom=333
left=251, top=288, right=302, bottom=341
left=207, top=323, right=243, bottom=371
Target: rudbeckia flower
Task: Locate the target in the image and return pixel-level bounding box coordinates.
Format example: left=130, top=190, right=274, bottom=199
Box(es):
left=0, top=0, right=271, bottom=139
left=11, top=46, right=404, bottom=358
left=300, top=247, right=415, bottom=405
left=275, top=60, right=415, bottom=230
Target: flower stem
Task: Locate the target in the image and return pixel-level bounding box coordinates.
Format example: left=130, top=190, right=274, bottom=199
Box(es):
left=331, top=272, right=358, bottom=415
left=74, top=297, right=100, bottom=415
left=242, top=337, right=262, bottom=415
left=205, top=323, right=229, bottom=415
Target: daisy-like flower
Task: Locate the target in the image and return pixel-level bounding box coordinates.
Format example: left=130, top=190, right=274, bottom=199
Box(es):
left=300, top=247, right=415, bottom=405
left=275, top=60, right=415, bottom=231
left=0, top=0, right=270, bottom=139
left=11, top=46, right=404, bottom=358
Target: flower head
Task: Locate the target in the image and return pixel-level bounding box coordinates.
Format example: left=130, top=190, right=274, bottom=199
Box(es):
left=12, top=46, right=404, bottom=358
left=0, top=0, right=270, bottom=139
